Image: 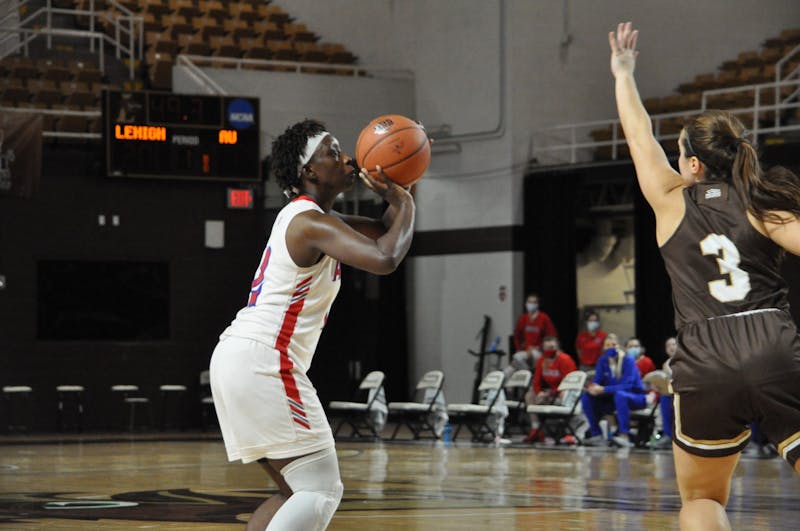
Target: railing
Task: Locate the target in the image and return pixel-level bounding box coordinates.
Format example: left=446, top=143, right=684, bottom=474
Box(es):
left=175, top=54, right=415, bottom=94
left=0, top=106, right=101, bottom=140
left=0, top=0, right=142, bottom=79
left=775, top=42, right=800, bottom=130
left=0, top=26, right=106, bottom=68
left=531, top=77, right=800, bottom=166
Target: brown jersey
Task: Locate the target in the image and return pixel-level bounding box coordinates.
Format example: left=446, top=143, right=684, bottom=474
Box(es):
left=659, top=182, right=790, bottom=330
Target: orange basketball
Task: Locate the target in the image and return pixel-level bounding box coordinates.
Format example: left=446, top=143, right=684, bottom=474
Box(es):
left=355, top=114, right=430, bottom=187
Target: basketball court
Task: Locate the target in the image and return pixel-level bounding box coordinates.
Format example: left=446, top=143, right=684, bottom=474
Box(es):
left=1, top=434, right=796, bottom=530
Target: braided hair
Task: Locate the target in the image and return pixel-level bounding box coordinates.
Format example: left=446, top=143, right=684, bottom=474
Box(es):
left=270, top=119, right=327, bottom=196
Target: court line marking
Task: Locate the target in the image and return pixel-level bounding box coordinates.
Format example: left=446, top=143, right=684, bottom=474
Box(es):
left=332, top=508, right=598, bottom=519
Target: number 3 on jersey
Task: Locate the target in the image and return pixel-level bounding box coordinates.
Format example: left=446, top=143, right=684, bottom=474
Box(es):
left=699, top=234, right=751, bottom=302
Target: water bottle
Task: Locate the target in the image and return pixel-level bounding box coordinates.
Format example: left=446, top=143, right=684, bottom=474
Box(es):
left=443, top=424, right=452, bottom=446
left=488, top=336, right=501, bottom=352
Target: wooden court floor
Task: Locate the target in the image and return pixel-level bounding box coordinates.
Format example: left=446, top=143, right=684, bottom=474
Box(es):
left=0, top=434, right=798, bottom=530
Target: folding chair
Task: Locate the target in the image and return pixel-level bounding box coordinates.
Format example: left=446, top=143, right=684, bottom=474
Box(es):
left=199, top=370, right=216, bottom=431
left=447, top=370, right=506, bottom=442
left=630, top=370, right=670, bottom=447
left=328, top=371, right=386, bottom=439
left=387, top=370, right=445, bottom=440
left=504, top=369, right=532, bottom=435
left=526, top=370, right=587, bottom=444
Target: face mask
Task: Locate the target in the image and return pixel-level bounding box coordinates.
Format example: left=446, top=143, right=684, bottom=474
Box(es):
left=526, top=303, right=538, bottom=313
left=587, top=321, right=599, bottom=332
left=604, top=347, right=617, bottom=356
left=627, top=347, right=641, bottom=358
left=543, top=348, right=557, bottom=358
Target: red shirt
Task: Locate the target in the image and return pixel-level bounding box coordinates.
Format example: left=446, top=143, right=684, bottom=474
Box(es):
left=636, top=355, right=656, bottom=377
left=575, top=330, right=607, bottom=367
left=534, top=352, right=577, bottom=394
left=513, top=311, right=557, bottom=351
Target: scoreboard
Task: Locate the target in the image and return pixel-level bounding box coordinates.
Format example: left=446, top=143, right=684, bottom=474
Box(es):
left=104, top=90, right=261, bottom=182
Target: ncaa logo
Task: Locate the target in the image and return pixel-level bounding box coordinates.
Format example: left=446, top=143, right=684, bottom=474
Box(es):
left=227, top=98, right=255, bottom=130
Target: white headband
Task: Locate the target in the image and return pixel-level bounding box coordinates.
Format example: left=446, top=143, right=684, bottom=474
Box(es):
left=298, top=131, right=329, bottom=175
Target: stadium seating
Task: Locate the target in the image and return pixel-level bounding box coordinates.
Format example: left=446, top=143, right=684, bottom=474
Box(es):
left=590, top=26, right=800, bottom=160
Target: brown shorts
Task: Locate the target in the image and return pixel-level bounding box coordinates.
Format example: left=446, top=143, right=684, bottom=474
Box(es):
left=671, top=309, right=800, bottom=468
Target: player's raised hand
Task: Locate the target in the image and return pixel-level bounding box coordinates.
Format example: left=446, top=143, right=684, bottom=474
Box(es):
left=609, top=21, right=638, bottom=78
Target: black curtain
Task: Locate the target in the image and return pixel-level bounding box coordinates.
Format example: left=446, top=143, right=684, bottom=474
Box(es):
left=523, top=173, right=578, bottom=357
left=633, top=180, right=677, bottom=367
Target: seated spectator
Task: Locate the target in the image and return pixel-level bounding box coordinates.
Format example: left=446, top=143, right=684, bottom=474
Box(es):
left=581, top=334, right=647, bottom=448
left=505, top=293, right=557, bottom=378
left=575, top=310, right=607, bottom=370
left=654, top=336, right=678, bottom=448
left=627, top=337, right=656, bottom=377
left=524, top=336, right=577, bottom=442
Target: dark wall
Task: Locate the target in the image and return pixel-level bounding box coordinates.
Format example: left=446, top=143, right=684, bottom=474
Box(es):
left=0, top=144, right=407, bottom=431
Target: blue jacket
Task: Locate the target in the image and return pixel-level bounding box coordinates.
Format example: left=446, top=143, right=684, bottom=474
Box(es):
left=593, top=348, right=645, bottom=394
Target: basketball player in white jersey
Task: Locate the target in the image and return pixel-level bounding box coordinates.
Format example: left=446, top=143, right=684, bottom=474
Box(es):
left=210, top=119, right=416, bottom=530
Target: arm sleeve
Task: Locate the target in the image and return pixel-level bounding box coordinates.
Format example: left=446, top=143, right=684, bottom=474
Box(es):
left=604, top=357, right=645, bottom=394
left=593, top=357, right=606, bottom=384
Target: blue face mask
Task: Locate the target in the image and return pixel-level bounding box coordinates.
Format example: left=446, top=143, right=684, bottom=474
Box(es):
left=627, top=347, right=642, bottom=357
left=604, top=347, right=617, bottom=356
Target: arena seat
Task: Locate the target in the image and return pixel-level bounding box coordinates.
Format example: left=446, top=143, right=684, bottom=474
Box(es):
left=159, top=384, right=187, bottom=430
left=447, top=370, right=506, bottom=442
left=31, top=80, right=63, bottom=107
left=628, top=371, right=669, bottom=447
left=56, top=385, right=85, bottom=433
left=111, top=384, right=153, bottom=432
left=328, top=371, right=387, bottom=439
left=2, top=386, right=33, bottom=433
left=199, top=370, right=216, bottom=431
left=503, top=369, right=532, bottom=434
left=211, top=35, right=242, bottom=58
left=387, top=370, right=445, bottom=440
left=526, top=370, right=587, bottom=445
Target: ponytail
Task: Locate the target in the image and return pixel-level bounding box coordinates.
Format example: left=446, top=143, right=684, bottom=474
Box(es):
left=733, top=143, right=800, bottom=224
left=685, top=110, right=800, bottom=225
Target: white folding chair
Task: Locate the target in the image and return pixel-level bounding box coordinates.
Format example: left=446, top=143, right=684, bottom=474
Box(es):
left=629, top=370, right=670, bottom=447
left=387, top=370, right=445, bottom=440
left=328, top=371, right=386, bottom=439
left=199, top=370, right=216, bottom=431
left=526, top=370, right=587, bottom=444
left=447, top=370, right=506, bottom=442
left=504, top=369, right=532, bottom=434
left=111, top=384, right=152, bottom=431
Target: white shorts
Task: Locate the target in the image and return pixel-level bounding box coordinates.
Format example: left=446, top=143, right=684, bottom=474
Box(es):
left=209, top=335, right=334, bottom=463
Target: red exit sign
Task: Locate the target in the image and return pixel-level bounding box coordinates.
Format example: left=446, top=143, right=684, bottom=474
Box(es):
left=227, top=188, right=254, bottom=209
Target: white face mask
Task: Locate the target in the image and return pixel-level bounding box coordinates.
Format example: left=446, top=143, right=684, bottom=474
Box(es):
left=587, top=321, right=600, bottom=332
left=526, top=303, right=538, bottom=313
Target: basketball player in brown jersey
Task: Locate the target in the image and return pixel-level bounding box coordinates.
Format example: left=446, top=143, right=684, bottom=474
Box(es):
left=609, top=22, right=800, bottom=531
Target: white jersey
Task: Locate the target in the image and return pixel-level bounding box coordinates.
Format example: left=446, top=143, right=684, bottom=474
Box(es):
left=221, top=195, right=342, bottom=374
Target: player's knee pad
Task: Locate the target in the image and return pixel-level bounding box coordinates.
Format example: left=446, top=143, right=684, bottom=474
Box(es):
left=279, top=447, right=343, bottom=527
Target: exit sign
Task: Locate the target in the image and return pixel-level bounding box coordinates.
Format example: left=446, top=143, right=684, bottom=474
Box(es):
left=227, top=188, right=254, bottom=209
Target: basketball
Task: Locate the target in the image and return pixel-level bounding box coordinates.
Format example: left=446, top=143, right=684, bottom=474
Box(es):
left=355, top=114, right=431, bottom=187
